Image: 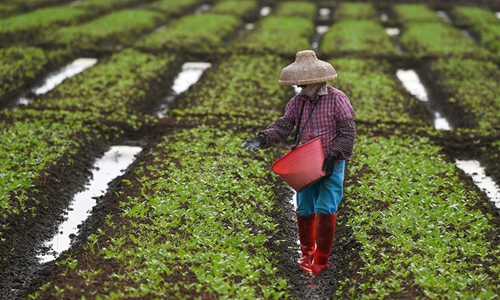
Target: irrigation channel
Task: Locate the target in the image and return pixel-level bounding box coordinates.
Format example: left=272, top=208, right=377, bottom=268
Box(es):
left=15, top=58, right=98, bottom=107
left=38, top=146, right=142, bottom=263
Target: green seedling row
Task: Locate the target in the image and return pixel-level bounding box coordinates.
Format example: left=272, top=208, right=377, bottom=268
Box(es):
left=0, top=109, right=118, bottom=221
left=333, top=2, right=378, bottom=21
left=50, top=9, right=165, bottom=52
left=0, top=0, right=73, bottom=16
left=0, top=46, right=47, bottom=104
left=0, top=6, right=89, bottom=45
left=31, top=49, right=180, bottom=123
left=331, top=58, right=426, bottom=124
left=468, top=23, right=500, bottom=58
left=449, top=6, right=500, bottom=57
left=210, top=0, right=259, bottom=19
left=341, top=131, right=500, bottom=299
left=235, top=16, right=313, bottom=56
left=145, top=0, right=200, bottom=16
left=135, top=13, right=241, bottom=55
left=399, top=22, right=490, bottom=58
left=392, top=4, right=443, bottom=23
left=177, top=54, right=286, bottom=123
left=427, top=58, right=500, bottom=131
left=320, top=20, right=398, bottom=57
left=451, top=6, right=500, bottom=26
left=274, top=1, right=317, bottom=19
left=75, top=0, right=151, bottom=14
left=32, top=126, right=289, bottom=299
left=0, top=4, right=17, bottom=18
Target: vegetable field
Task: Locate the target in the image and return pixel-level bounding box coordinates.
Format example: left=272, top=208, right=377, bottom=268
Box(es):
left=1, top=0, right=500, bottom=299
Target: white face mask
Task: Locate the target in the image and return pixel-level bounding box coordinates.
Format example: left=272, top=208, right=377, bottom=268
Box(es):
left=300, top=83, right=323, bottom=98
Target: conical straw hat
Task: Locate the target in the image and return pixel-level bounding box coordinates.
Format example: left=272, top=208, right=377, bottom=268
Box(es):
left=279, top=50, right=337, bottom=86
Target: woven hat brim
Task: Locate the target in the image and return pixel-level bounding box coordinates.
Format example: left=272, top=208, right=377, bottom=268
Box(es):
left=278, top=74, right=338, bottom=86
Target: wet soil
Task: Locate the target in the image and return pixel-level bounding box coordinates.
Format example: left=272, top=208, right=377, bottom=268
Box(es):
left=2, top=0, right=500, bottom=299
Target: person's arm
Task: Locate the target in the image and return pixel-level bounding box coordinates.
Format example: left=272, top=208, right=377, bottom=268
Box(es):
left=330, top=119, right=356, bottom=160
left=259, top=116, right=295, bottom=148
left=330, top=90, right=356, bottom=160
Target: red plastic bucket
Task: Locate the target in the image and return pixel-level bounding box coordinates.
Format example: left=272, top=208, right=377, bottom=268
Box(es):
left=271, top=137, right=326, bottom=192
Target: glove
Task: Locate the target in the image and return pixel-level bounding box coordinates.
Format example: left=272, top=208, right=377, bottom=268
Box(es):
left=322, top=155, right=337, bottom=176
left=242, top=135, right=265, bottom=152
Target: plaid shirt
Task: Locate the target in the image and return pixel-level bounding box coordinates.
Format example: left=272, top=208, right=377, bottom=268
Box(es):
left=260, top=86, right=356, bottom=160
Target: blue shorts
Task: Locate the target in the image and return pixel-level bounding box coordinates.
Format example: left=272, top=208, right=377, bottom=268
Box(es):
left=296, top=160, right=345, bottom=216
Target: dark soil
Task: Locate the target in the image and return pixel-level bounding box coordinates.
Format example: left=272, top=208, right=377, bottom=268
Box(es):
left=1, top=0, right=500, bottom=299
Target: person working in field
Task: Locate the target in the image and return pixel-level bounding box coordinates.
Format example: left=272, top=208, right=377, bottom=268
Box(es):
left=242, top=50, right=356, bottom=276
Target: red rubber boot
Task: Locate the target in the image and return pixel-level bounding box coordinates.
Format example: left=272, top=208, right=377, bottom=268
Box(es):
left=304, top=213, right=336, bottom=276
left=296, top=213, right=316, bottom=270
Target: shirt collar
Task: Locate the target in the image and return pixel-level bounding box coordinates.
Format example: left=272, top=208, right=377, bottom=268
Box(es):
left=299, top=85, right=328, bottom=98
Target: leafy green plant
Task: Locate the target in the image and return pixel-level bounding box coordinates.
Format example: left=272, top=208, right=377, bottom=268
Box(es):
left=0, top=6, right=88, bottom=44
left=210, top=0, right=258, bottom=18
left=451, top=6, right=499, bottom=26
left=235, top=16, right=313, bottom=55
left=330, top=58, right=427, bottom=124
left=341, top=133, right=500, bottom=298
left=320, top=20, right=398, bottom=57
left=32, top=48, right=180, bottom=123
left=33, top=126, right=290, bottom=299
left=274, top=1, right=316, bottom=19
left=135, top=13, right=241, bottom=54
left=0, top=46, right=47, bottom=102
left=399, top=22, right=490, bottom=58
left=392, top=4, right=443, bottom=23
left=50, top=9, right=164, bottom=50
left=333, top=2, right=378, bottom=21
left=177, top=54, right=286, bottom=123
left=428, top=58, right=500, bottom=130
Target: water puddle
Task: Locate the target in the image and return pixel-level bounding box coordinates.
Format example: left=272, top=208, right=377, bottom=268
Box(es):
left=380, top=13, right=389, bottom=22
left=385, top=27, right=403, bottom=52
left=396, top=69, right=452, bottom=130
left=195, top=4, right=211, bottom=13
left=245, top=23, right=255, bottom=30
left=311, top=25, right=330, bottom=51
left=17, top=58, right=97, bottom=106
left=157, top=62, right=211, bottom=117
left=386, top=28, right=400, bottom=37
left=318, top=8, right=331, bottom=22
left=396, top=70, right=428, bottom=102
left=260, top=6, right=271, bottom=17
left=460, top=29, right=475, bottom=41
left=455, top=160, right=500, bottom=210
left=38, top=146, right=142, bottom=263
left=436, top=10, right=452, bottom=24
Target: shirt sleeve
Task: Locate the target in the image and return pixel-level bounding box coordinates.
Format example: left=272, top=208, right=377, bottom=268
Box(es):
left=331, top=91, right=356, bottom=160
left=258, top=98, right=296, bottom=148
left=334, top=91, right=355, bottom=121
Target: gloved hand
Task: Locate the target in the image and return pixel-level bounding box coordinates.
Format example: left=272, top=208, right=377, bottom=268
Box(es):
left=322, top=155, right=337, bottom=176
left=242, top=135, right=265, bottom=152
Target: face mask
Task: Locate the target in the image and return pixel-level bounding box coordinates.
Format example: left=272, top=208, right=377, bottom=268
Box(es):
left=300, top=84, right=321, bottom=98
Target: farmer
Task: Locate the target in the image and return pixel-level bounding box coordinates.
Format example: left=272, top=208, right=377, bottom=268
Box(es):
left=242, top=50, right=356, bottom=276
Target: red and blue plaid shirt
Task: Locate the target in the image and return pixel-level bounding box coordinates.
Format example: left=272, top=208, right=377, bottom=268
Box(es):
left=260, top=86, right=356, bottom=159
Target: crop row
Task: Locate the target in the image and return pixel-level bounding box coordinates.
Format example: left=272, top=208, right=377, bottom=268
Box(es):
left=30, top=49, right=181, bottom=123
left=451, top=6, right=500, bottom=57
left=425, top=58, right=500, bottom=131
left=0, top=49, right=181, bottom=239
left=341, top=127, right=500, bottom=298
left=0, top=45, right=76, bottom=107
left=320, top=20, right=397, bottom=57
left=29, top=53, right=291, bottom=299
left=0, top=0, right=73, bottom=18
left=32, top=125, right=290, bottom=299
left=26, top=52, right=500, bottom=298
